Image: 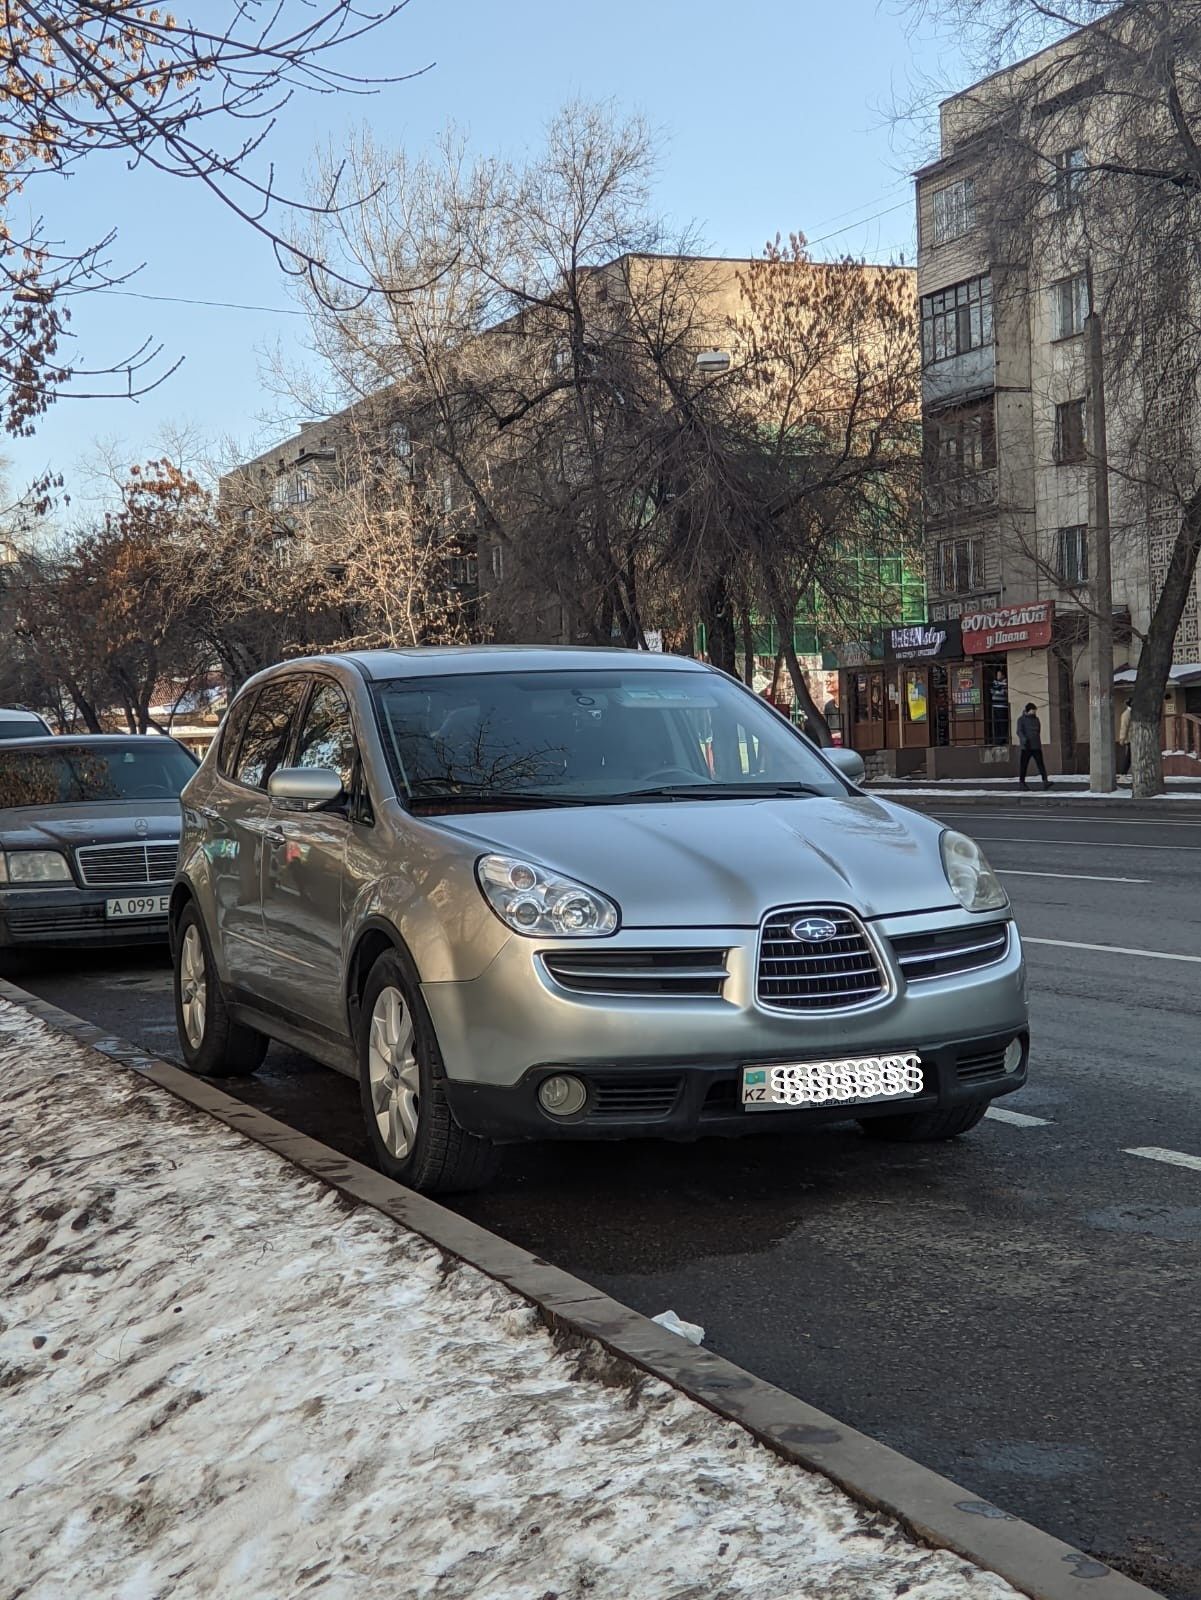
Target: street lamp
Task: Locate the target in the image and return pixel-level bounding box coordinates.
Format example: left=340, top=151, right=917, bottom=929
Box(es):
left=695, top=349, right=732, bottom=375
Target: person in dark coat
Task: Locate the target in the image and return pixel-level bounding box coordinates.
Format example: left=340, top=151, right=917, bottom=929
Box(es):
left=1016, top=702, right=1050, bottom=789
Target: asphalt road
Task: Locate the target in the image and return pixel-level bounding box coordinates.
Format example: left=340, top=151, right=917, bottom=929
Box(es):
left=8, top=801, right=1201, bottom=1597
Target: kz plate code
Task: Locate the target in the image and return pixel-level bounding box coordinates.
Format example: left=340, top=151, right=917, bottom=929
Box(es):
left=742, top=1053, right=923, bottom=1108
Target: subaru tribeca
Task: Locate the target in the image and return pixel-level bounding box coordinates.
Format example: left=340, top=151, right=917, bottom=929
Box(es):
left=172, top=648, right=1029, bottom=1193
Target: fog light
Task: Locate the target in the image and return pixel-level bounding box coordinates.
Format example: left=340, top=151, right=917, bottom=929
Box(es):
left=1004, top=1038, right=1024, bottom=1075
left=538, top=1074, right=587, bottom=1117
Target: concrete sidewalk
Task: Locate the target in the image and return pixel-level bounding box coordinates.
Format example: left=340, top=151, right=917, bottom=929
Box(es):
left=0, top=992, right=1164, bottom=1600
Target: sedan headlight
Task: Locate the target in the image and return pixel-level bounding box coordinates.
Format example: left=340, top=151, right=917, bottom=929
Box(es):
left=477, top=854, right=619, bottom=937
left=0, top=849, right=73, bottom=884
left=940, top=830, right=1007, bottom=913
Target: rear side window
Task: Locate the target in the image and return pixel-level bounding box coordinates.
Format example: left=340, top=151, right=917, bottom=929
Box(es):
left=293, top=681, right=357, bottom=792
left=235, top=678, right=306, bottom=790
left=217, top=692, right=256, bottom=778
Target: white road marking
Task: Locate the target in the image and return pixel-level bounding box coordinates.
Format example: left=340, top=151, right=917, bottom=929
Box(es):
left=1026, top=937, right=1201, bottom=964
left=968, top=835, right=1201, bottom=852
left=986, top=1106, right=1052, bottom=1127
left=1125, top=1146, right=1201, bottom=1174
left=998, top=868, right=1149, bottom=884
left=935, top=811, right=1201, bottom=829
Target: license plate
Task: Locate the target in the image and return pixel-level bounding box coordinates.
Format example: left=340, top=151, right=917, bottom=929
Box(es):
left=106, top=894, right=171, bottom=920
left=741, top=1053, right=923, bottom=1111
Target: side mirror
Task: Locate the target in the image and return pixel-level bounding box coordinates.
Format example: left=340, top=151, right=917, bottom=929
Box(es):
left=268, top=767, right=345, bottom=808
left=825, top=747, right=866, bottom=785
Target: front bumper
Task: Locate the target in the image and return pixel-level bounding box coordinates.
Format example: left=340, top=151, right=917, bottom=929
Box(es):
left=424, top=908, right=1030, bottom=1141
left=0, top=887, right=171, bottom=949
left=445, top=1029, right=1029, bottom=1142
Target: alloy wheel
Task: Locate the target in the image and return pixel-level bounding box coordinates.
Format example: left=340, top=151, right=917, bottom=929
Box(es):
left=368, top=985, right=420, bottom=1158
left=179, top=924, right=207, bottom=1050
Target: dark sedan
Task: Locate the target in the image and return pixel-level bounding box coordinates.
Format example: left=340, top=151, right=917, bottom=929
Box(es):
left=0, top=736, right=196, bottom=950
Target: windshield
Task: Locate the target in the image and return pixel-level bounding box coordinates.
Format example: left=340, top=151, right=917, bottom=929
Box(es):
left=0, top=742, right=196, bottom=808
left=373, top=669, right=847, bottom=805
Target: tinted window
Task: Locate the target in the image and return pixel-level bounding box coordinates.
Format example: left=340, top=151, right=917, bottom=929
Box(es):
left=0, top=742, right=196, bottom=808
left=0, top=718, right=48, bottom=741
left=373, top=670, right=845, bottom=804
left=235, top=678, right=305, bottom=790
left=293, top=681, right=357, bottom=792
left=217, top=692, right=256, bottom=778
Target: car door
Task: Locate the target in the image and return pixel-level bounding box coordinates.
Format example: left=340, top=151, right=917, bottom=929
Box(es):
left=217, top=674, right=308, bottom=995
left=258, top=676, right=361, bottom=1036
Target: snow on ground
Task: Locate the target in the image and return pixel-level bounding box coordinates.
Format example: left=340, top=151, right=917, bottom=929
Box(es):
left=866, top=785, right=1201, bottom=800
left=0, top=999, right=1021, bottom=1600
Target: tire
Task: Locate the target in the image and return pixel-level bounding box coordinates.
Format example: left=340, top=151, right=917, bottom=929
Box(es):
left=357, top=949, right=499, bottom=1194
left=858, top=1100, right=988, bottom=1142
left=173, top=900, right=267, bottom=1078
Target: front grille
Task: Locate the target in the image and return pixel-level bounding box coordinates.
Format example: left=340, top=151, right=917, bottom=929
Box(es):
left=76, top=841, right=178, bottom=888
left=892, top=922, right=1010, bottom=983
left=586, top=1074, right=683, bottom=1120
left=542, top=948, right=728, bottom=998
left=757, top=906, right=887, bottom=1012
left=5, top=904, right=107, bottom=937
left=957, top=1045, right=1011, bottom=1084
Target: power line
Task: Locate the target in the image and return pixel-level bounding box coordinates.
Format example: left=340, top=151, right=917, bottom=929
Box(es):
left=807, top=198, right=914, bottom=248
left=94, top=286, right=307, bottom=317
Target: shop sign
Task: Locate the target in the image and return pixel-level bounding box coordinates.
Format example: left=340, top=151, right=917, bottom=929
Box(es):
left=962, top=601, right=1054, bottom=654
left=884, top=619, right=963, bottom=662
left=952, top=665, right=981, bottom=707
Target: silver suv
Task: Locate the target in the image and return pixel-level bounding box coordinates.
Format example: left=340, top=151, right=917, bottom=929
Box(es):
left=172, top=647, right=1028, bottom=1192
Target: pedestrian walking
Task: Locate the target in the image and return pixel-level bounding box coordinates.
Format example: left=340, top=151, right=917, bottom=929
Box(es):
left=1016, top=702, right=1050, bottom=789
left=1117, top=700, right=1133, bottom=776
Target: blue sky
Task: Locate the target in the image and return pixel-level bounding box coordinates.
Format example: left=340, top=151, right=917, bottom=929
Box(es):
left=9, top=0, right=964, bottom=514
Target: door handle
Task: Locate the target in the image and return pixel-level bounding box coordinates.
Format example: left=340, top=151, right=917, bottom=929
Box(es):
left=264, top=828, right=285, bottom=845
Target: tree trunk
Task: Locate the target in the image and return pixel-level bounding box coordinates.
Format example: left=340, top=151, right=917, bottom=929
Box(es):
left=1130, top=485, right=1201, bottom=797
left=766, top=594, right=830, bottom=745
left=738, top=604, right=756, bottom=686
left=702, top=574, right=737, bottom=675
left=770, top=650, right=787, bottom=701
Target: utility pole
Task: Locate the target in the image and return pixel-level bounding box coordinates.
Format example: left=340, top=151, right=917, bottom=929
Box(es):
left=1085, top=263, right=1115, bottom=791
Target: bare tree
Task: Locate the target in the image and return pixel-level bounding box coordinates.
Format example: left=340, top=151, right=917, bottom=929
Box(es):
left=0, top=1, right=415, bottom=435
left=901, top=0, right=1201, bottom=792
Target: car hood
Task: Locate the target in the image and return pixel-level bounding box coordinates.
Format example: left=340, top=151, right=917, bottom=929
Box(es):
left=0, top=801, right=182, bottom=852
left=435, top=794, right=958, bottom=926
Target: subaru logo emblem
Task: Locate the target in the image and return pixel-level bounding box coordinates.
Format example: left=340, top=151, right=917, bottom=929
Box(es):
left=790, top=916, right=839, bottom=943
left=134, top=818, right=149, bottom=837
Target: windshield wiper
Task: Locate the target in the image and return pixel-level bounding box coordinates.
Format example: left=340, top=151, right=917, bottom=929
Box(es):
left=410, top=790, right=596, bottom=811
left=615, top=782, right=827, bottom=801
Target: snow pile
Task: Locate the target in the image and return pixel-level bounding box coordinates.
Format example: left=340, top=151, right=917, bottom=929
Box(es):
left=0, top=999, right=1019, bottom=1600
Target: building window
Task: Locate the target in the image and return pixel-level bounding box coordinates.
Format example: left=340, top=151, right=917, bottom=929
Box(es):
left=926, top=404, right=997, bottom=477
left=920, top=275, right=993, bottom=366
left=1054, top=398, right=1087, bottom=464
left=490, top=545, right=504, bottom=581
left=441, top=476, right=454, bottom=514
left=930, top=178, right=976, bottom=247
left=1057, top=524, right=1089, bottom=584
left=448, top=554, right=478, bottom=588
left=1053, top=272, right=1089, bottom=339
left=389, top=422, right=411, bottom=460
left=1054, top=148, right=1086, bottom=210
left=271, top=468, right=313, bottom=510
left=938, top=536, right=984, bottom=594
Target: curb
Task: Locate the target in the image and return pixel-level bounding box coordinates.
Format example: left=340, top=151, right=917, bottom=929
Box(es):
left=866, top=790, right=1201, bottom=816
left=0, top=976, right=1163, bottom=1600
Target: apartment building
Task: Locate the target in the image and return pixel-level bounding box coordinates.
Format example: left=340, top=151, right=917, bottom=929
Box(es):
left=910, top=18, right=1201, bottom=776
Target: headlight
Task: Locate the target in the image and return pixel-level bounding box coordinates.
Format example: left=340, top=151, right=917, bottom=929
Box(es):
left=940, top=830, right=1007, bottom=912
left=477, top=854, right=619, bottom=937
left=2, top=850, right=73, bottom=884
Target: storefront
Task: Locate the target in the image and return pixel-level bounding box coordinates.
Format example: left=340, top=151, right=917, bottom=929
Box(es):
left=843, top=602, right=1056, bottom=773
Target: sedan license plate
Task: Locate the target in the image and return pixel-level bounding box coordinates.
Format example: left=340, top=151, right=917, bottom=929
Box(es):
left=742, top=1053, right=923, bottom=1111
left=106, top=894, right=171, bottom=920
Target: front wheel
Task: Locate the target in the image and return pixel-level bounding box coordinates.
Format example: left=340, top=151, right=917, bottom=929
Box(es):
left=358, top=950, right=499, bottom=1194
left=173, top=901, right=267, bottom=1078
left=858, top=1101, right=988, bottom=1142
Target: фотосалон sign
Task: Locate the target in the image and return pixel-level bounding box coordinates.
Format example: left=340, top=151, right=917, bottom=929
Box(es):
left=961, top=601, right=1054, bottom=655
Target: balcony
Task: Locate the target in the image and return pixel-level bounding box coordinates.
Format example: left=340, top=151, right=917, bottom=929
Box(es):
left=923, top=467, right=998, bottom=524
left=922, top=345, right=995, bottom=409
